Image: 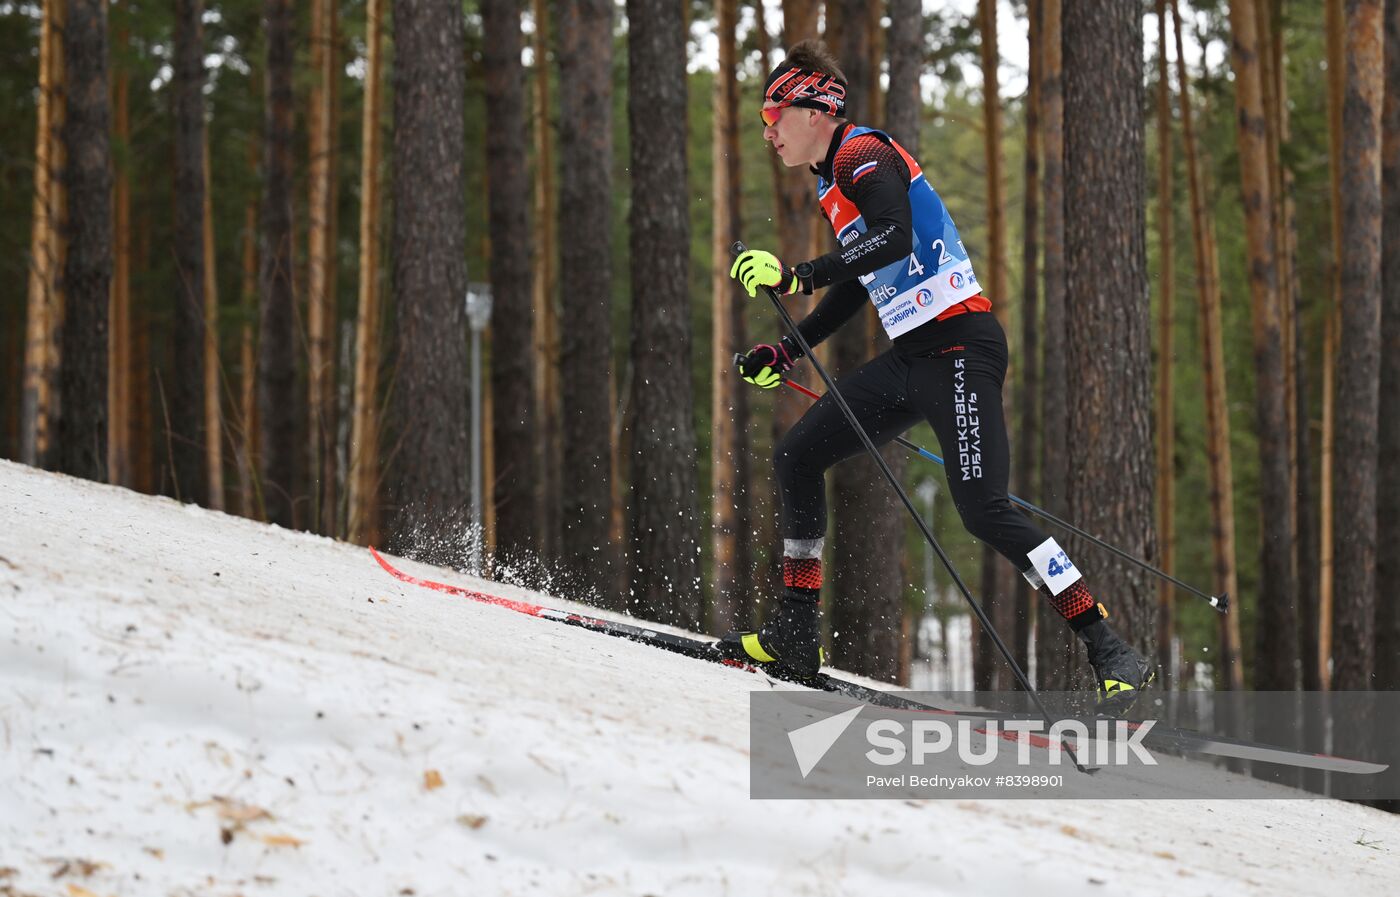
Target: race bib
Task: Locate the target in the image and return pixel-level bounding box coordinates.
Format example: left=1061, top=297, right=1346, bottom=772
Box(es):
left=1027, top=537, right=1082, bottom=596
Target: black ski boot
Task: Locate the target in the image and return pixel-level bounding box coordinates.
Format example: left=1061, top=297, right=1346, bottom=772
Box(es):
left=715, top=590, right=823, bottom=683
left=1078, top=618, right=1155, bottom=716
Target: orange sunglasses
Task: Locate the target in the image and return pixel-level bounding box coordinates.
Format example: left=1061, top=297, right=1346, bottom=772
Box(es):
left=760, top=102, right=793, bottom=127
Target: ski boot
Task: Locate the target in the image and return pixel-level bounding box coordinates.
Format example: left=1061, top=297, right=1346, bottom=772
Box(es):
left=715, top=590, right=824, bottom=684
left=1078, top=618, right=1155, bottom=717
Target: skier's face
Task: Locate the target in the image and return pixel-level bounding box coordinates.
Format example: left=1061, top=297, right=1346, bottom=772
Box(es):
left=762, top=101, right=822, bottom=168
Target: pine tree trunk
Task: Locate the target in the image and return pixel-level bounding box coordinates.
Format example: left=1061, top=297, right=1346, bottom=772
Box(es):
left=1372, top=0, right=1400, bottom=809
left=865, top=2, right=883, bottom=120
left=862, top=48, right=907, bottom=679
left=1268, top=5, right=1302, bottom=630
left=978, top=0, right=1009, bottom=332
left=1062, top=0, right=1155, bottom=658
left=1038, top=0, right=1065, bottom=521
left=1332, top=0, right=1385, bottom=692
left=483, top=372, right=497, bottom=554
left=386, top=0, right=471, bottom=565
left=258, top=0, right=297, bottom=527
left=23, top=0, right=65, bottom=470
left=170, top=0, right=207, bottom=504
left=56, top=0, right=111, bottom=482
left=1375, top=0, right=1400, bottom=696
left=1154, top=0, right=1176, bottom=689
left=530, top=0, right=562, bottom=567
left=974, top=0, right=1018, bottom=689
left=1295, top=253, right=1322, bottom=691
left=132, top=214, right=153, bottom=494
left=609, top=371, right=626, bottom=567
left=1253, top=0, right=1300, bottom=694
left=885, top=0, right=922, bottom=152
left=1320, top=0, right=1345, bottom=688
left=1036, top=0, right=1080, bottom=690
left=348, top=0, right=385, bottom=545
left=1172, top=0, right=1241, bottom=691
left=308, top=0, right=340, bottom=534
left=782, top=0, right=819, bottom=47
left=131, top=309, right=153, bottom=493
left=555, top=0, right=616, bottom=601
left=1256, top=7, right=1293, bottom=542
left=1264, top=11, right=1302, bottom=627
left=1253, top=0, right=1317, bottom=701
left=884, top=0, right=923, bottom=685
left=237, top=195, right=260, bottom=520
left=326, top=3, right=342, bottom=531
left=1011, top=0, right=1042, bottom=683
left=109, top=23, right=131, bottom=487
left=1320, top=307, right=1337, bottom=680
left=1207, top=213, right=1246, bottom=691
left=1226, top=0, right=1295, bottom=691
left=972, top=546, right=998, bottom=691
left=625, top=0, right=701, bottom=627
left=1294, top=1, right=1322, bottom=695
left=4, top=300, right=22, bottom=459
left=202, top=140, right=224, bottom=511
left=481, top=0, right=536, bottom=568
left=710, top=0, right=752, bottom=633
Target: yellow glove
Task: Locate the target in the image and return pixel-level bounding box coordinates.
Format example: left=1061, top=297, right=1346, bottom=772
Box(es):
left=729, top=249, right=799, bottom=298
left=738, top=340, right=798, bottom=389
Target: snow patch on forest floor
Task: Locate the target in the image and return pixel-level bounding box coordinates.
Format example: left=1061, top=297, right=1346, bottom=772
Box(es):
left=1, top=459, right=1397, bottom=896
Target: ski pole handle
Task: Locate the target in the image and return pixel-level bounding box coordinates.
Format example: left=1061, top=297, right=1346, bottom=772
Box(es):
left=730, top=241, right=784, bottom=300
left=729, top=240, right=760, bottom=293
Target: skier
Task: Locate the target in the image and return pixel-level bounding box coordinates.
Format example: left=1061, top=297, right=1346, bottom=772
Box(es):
left=716, top=40, right=1153, bottom=711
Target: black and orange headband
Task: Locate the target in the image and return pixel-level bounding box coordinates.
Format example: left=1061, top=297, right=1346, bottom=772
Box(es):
left=763, top=65, right=848, bottom=118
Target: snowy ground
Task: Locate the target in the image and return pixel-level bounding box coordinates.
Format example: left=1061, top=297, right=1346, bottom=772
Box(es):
left=1, top=459, right=1397, bottom=896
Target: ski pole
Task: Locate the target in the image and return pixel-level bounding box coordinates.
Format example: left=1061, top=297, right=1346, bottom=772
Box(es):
left=753, top=364, right=1229, bottom=615
left=731, top=242, right=1093, bottom=774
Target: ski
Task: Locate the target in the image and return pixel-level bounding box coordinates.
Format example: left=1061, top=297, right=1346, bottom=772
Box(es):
left=366, top=548, right=1006, bottom=711
left=369, top=547, right=1386, bottom=776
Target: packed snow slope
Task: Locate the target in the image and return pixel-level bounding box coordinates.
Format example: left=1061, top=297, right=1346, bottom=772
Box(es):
left=1, top=459, right=1397, bottom=897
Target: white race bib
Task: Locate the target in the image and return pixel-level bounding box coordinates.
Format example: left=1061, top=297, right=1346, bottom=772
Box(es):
left=1027, top=537, right=1082, bottom=596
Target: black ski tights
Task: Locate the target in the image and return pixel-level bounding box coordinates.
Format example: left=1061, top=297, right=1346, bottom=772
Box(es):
left=775, top=312, right=1049, bottom=578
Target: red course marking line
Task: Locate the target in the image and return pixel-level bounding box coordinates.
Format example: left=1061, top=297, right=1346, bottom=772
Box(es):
left=370, top=545, right=761, bottom=674
left=370, top=545, right=550, bottom=618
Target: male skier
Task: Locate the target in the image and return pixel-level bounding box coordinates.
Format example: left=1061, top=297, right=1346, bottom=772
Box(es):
left=716, top=40, right=1153, bottom=711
